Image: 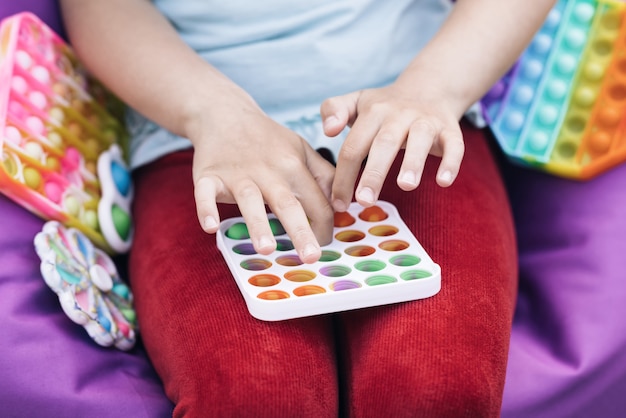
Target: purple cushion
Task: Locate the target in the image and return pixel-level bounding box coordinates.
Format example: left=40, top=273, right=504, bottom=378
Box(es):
left=0, top=2, right=172, bottom=416
left=0, top=0, right=63, bottom=34
left=502, top=162, right=626, bottom=417
left=0, top=198, right=172, bottom=417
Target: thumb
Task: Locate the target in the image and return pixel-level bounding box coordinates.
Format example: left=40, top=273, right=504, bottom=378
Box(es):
left=320, top=91, right=361, bottom=137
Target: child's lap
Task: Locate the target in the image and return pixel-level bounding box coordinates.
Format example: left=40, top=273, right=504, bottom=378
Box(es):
left=128, top=123, right=517, bottom=417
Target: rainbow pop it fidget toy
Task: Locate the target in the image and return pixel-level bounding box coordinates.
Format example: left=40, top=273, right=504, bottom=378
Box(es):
left=482, top=0, right=626, bottom=179
left=217, top=201, right=441, bottom=321
left=0, top=13, right=133, bottom=253
left=34, top=221, right=137, bottom=350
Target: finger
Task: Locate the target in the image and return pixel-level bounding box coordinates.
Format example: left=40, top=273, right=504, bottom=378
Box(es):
left=232, top=178, right=277, bottom=255
left=194, top=174, right=222, bottom=233
left=397, top=119, right=439, bottom=191
left=304, top=142, right=335, bottom=201
left=356, top=114, right=411, bottom=206
left=331, top=113, right=383, bottom=212
left=320, top=91, right=361, bottom=137
left=264, top=187, right=323, bottom=264
left=435, top=126, right=465, bottom=187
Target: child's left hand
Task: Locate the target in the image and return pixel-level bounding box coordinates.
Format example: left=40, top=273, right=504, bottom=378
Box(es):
left=321, top=82, right=465, bottom=212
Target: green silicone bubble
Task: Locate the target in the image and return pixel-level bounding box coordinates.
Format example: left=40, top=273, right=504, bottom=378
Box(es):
left=112, top=204, right=131, bottom=240
left=225, top=222, right=250, bottom=240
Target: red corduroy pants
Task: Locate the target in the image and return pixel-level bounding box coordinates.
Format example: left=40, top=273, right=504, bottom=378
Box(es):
left=129, top=123, right=517, bottom=417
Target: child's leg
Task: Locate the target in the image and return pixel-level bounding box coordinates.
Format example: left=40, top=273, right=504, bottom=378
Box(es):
left=129, top=151, right=339, bottom=418
left=338, top=124, right=517, bottom=418
left=501, top=163, right=626, bottom=418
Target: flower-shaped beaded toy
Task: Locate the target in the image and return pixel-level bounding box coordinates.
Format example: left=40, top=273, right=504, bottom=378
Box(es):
left=34, top=220, right=137, bottom=350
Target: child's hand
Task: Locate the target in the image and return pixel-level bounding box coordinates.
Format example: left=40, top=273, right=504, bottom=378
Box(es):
left=321, top=83, right=465, bottom=212
left=190, top=97, right=335, bottom=263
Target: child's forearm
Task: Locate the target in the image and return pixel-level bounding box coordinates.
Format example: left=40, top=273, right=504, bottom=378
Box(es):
left=397, top=0, right=557, bottom=119
left=59, top=0, right=256, bottom=143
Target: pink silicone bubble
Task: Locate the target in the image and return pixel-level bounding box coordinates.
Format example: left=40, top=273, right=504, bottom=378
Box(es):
left=44, top=180, right=64, bottom=203
left=31, top=66, right=51, bottom=84
left=62, top=147, right=82, bottom=171
left=331, top=280, right=361, bottom=291
left=8, top=101, right=27, bottom=119
left=29, top=91, right=48, bottom=110
left=11, top=76, right=29, bottom=95
left=4, top=126, right=22, bottom=145
left=26, top=116, right=46, bottom=135
left=15, top=50, right=33, bottom=69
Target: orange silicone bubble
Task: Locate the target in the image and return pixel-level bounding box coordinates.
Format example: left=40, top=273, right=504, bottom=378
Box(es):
left=379, top=240, right=410, bottom=252
left=368, top=225, right=399, bottom=237
left=358, top=205, right=388, bottom=222
left=257, top=290, right=290, bottom=300
left=293, top=285, right=326, bottom=297
left=284, top=269, right=316, bottom=282
left=334, top=211, right=356, bottom=227
left=248, top=274, right=281, bottom=287
left=334, top=230, right=365, bottom=242
left=344, top=245, right=375, bottom=257
left=275, top=255, right=303, bottom=266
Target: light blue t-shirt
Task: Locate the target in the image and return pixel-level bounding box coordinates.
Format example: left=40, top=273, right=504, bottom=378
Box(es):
left=128, top=0, right=454, bottom=168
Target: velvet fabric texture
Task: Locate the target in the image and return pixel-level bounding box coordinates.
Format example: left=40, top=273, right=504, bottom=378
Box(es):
left=501, top=160, right=626, bottom=417
left=0, top=3, right=173, bottom=416
left=129, top=123, right=518, bottom=417
left=0, top=194, right=173, bottom=417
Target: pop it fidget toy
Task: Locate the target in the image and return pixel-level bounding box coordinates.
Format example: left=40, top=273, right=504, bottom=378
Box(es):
left=34, top=221, right=137, bottom=350
left=482, top=0, right=626, bottom=180
left=0, top=13, right=133, bottom=253
left=217, top=201, right=441, bottom=321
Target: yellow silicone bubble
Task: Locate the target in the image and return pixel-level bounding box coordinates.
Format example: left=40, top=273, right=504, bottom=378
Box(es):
left=63, top=195, right=80, bottom=216
left=23, top=166, right=42, bottom=189
left=82, top=209, right=99, bottom=229
left=2, top=154, right=19, bottom=177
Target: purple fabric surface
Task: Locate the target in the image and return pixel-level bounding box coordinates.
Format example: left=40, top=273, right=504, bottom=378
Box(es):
left=502, top=162, right=626, bottom=417
left=0, top=0, right=64, bottom=35
left=0, top=195, right=173, bottom=417
left=0, top=2, right=172, bottom=416
left=0, top=195, right=171, bottom=418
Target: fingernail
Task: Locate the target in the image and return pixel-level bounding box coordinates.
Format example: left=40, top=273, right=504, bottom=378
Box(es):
left=333, top=199, right=348, bottom=212
left=439, top=170, right=453, bottom=185
left=399, top=171, right=417, bottom=187
left=203, top=216, right=218, bottom=230
left=301, top=243, right=319, bottom=262
left=258, top=235, right=276, bottom=251
left=357, top=187, right=375, bottom=204
left=323, top=115, right=339, bottom=130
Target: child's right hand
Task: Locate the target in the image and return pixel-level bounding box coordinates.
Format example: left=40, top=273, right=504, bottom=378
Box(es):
left=187, top=90, right=336, bottom=264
